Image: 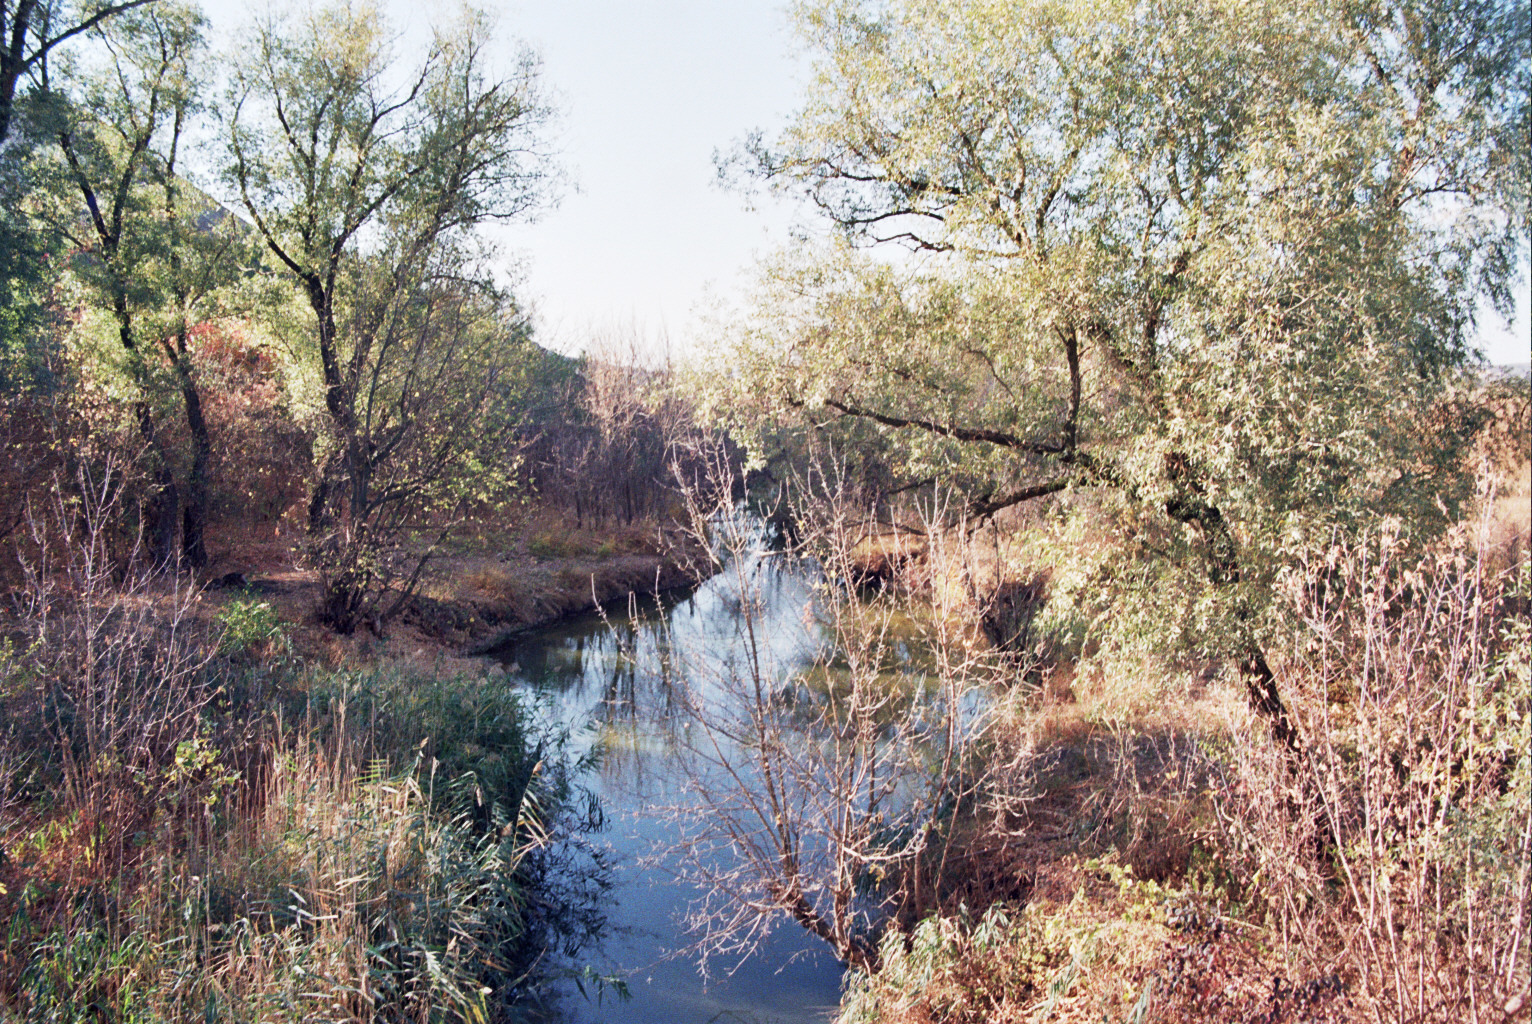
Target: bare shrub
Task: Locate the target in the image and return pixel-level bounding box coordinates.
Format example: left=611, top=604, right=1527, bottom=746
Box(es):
left=662, top=445, right=997, bottom=973
left=1220, top=521, right=1531, bottom=1022
left=0, top=387, right=75, bottom=555
left=4, top=458, right=223, bottom=874
left=522, top=325, right=728, bottom=533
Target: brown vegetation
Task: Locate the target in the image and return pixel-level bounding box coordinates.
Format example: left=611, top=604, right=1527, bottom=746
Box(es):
left=833, top=431, right=1531, bottom=1024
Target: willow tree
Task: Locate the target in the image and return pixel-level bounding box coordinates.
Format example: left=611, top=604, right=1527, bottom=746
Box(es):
left=716, top=0, right=1529, bottom=739
left=0, top=0, right=161, bottom=152
left=45, top=1, right=251, bottom=566
left=227, top=2, right=554, bottom=631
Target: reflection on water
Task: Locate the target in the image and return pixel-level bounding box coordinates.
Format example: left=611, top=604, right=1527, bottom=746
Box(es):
left=490, top=540, right=845, bottom=1024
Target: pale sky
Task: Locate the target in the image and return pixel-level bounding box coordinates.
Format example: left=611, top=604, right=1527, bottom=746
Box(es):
left=199, top=1, right=1527, bottom=365
left=493, top=0, right=814, bottom=357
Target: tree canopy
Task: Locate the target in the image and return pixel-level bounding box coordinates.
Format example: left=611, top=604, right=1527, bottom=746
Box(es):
left=1, top=0, right=162, bottom=151
left=713, top=0, right=1530, bottom=722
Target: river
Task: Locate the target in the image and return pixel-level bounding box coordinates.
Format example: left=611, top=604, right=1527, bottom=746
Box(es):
left=488, top=531, right=848, bottom=1024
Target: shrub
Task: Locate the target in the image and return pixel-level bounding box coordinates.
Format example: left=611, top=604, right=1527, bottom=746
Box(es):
left=214, top=595, right=290, bottom=658
left=2, top=466, right=226, bottom=869
left=1220, top=527, right=1531, bottom=1022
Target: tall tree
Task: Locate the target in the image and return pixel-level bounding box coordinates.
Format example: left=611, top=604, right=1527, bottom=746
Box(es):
left=46, top=0, right=243, bottom=565
left=1, top=0, right=158, bottom=152
left=227, top=1, right=555, bottom=631
left=717, top=0, right=1530, bottom=740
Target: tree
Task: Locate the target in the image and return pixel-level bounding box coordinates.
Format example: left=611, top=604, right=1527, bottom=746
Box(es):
left=3, top=2, right=158, bottom=396
left=716, top=0, right=1530, bottom=740
left=45, top=0, right=246, bottom=566
left=307, top=269, right=536, bottom=632
left=226, top=1, right=555, bottom=631
left=1, top=0, right=159, bottom=152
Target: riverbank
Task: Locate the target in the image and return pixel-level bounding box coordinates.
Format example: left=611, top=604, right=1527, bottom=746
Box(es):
left=419, top=544, right=706, bottom=655
left=194, top=509, right=712, bottom=667
left=0, top=509, right=635, bottom=1018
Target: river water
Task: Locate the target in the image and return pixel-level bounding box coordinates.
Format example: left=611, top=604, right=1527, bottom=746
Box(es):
left=489, top=536, right=847, bottom=1024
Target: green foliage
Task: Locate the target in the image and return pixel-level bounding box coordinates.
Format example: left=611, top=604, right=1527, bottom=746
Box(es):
left=714, top=0, right=1530, bottom=668
left=0, top=78, right=68, bottom=398
left=213, top=596, right=290, bottom=657
left=18, top=921, right=158, bottom=1024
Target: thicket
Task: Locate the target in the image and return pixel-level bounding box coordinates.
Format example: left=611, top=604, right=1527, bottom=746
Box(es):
left=511, top=336, right=740, bottom=535
left=0, top=468, right=609, bottom=1020
left=825, top=497, right=1529, bottom=1024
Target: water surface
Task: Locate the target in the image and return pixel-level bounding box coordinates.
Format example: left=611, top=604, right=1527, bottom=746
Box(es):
left=491, top=540, right=846, bottom=1024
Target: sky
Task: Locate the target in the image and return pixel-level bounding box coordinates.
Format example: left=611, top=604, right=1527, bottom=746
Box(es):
left=492, top=0, right=815, bottom=357
left=200, top=0, right=1528, bottom=365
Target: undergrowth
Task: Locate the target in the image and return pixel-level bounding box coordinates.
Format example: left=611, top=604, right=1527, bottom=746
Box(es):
left=840, top=509, right=1530, bottom=1024
left=0, top=484, right=611, bottom=1021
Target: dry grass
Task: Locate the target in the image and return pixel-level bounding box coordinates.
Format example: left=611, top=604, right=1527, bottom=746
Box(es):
left=841, top=425, right=1531, bottom=1024
left=843, top=854, right=1357, bottom=1024
left=522, top=513, right=665, bottom=559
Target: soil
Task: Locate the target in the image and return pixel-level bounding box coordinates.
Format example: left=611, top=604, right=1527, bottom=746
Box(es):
left=409, top=546, right=706, bottom=655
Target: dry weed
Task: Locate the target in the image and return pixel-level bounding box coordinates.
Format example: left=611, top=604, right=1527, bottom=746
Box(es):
left=1219, top=519, right=1530, bottom=1023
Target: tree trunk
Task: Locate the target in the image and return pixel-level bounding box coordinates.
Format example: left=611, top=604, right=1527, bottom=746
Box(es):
left=769, top=879, right=877, bottom=973
left=1163, top=453, right=1298, bottom=753
left=132, top=398, right=180, bottom=567
left=116, top=303, right=179, bottom=567
left=176, top=354, right=210, bottom=568
left=1239, top=646, right=1299, bottom=755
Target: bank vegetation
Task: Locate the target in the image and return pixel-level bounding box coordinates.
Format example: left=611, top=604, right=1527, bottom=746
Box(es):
left=0, top=0, right=1528, bottom=1021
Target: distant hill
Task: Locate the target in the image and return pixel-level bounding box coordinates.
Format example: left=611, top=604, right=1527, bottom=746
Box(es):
left=1487, top=362, right=1530, bottom=382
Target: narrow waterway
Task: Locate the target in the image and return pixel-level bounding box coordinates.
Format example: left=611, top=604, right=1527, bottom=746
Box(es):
left=489, top=534, right=847, bottom=1023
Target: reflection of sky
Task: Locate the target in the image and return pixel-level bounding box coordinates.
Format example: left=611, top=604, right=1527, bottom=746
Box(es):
left=489, top=538, right=842, bottom=1024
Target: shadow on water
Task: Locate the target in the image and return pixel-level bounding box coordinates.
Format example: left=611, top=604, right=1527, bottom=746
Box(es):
left=488, top=540, right=846, bottom=1024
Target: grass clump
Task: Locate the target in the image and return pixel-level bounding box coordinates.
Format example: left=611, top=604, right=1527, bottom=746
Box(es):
left=2, top=663, right=610, bottom=1022
left=525, top=521, right=658, bottom=560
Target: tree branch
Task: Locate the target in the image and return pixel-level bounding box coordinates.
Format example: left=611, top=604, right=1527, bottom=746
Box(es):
left=819, top=396, right=1064, bottom=455
left=967, top=477, right=1071, bottom=519
left=22, top=0, right=158, bottom=72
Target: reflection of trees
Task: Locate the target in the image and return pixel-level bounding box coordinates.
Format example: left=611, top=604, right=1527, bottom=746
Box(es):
left=600, top=621, right=640, bottom=722
left=657, top=461, right=993, bottom=975
left=493, top=592, right=717, bottom=800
